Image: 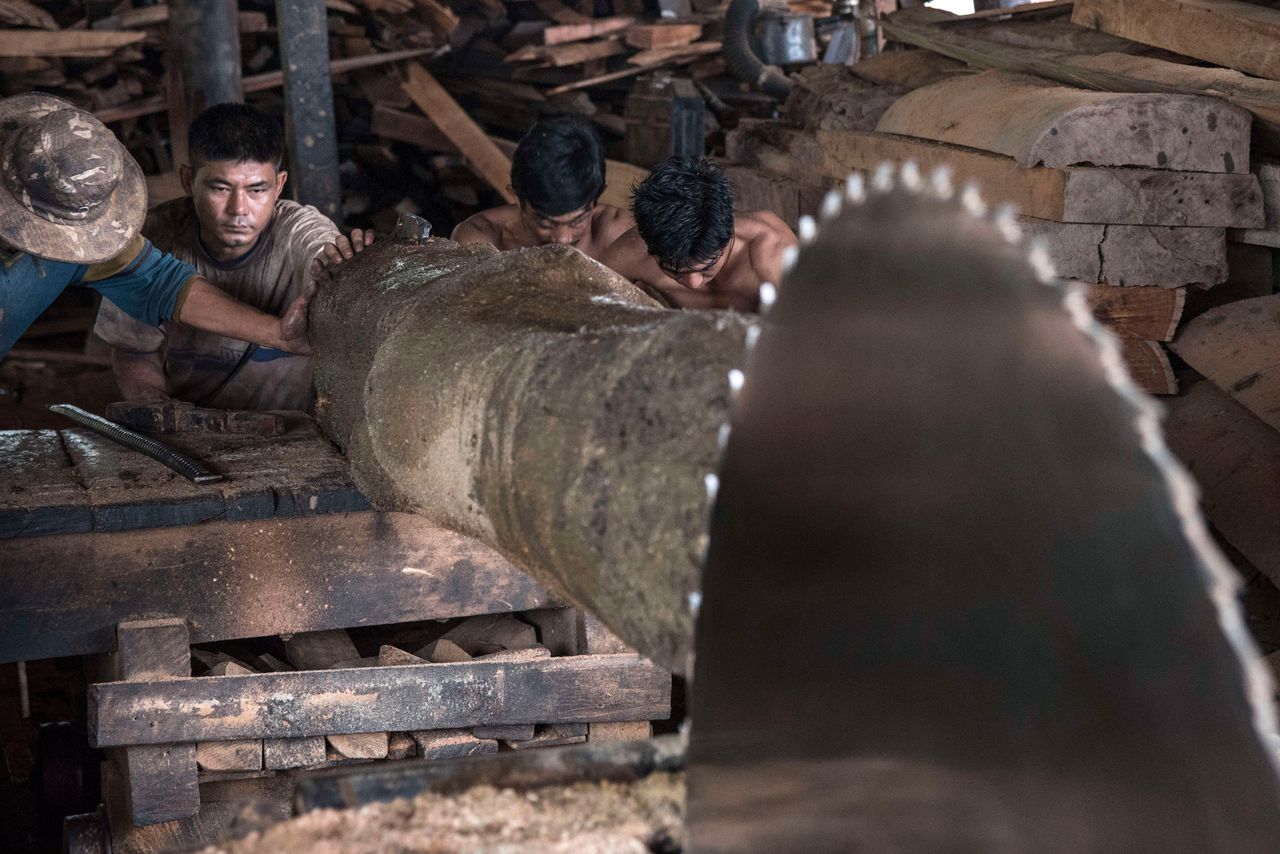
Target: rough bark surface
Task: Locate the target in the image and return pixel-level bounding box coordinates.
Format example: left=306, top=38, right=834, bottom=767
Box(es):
left=312, top=239, right=750, bottom=673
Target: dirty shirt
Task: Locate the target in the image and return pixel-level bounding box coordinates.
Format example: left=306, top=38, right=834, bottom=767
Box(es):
left=1, top=235, right=194, bottom=357
left=94, top=198, right=337, bottom=412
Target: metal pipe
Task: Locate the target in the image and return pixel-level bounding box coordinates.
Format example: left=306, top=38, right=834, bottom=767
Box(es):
left=47, top=404, right=223, bottom=485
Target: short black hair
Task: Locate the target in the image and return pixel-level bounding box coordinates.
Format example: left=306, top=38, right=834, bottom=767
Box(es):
left=188, top=102, right=284, bottom=170
left=510, top=117, right=606, bottom=217
left=632, top=157, right=734, bottom=272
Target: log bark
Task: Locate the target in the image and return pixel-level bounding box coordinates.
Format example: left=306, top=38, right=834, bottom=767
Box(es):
left=311, top=239, right=750, bottom=672
left=877, top=70, right=1251, bottom=173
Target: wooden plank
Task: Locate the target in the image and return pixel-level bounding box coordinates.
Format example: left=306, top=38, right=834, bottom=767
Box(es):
left=504, top=723, right=588, bottom=749
left=543, top=50, right=707, bottom=95
left=727, top=122, right=1264, bottom=227
left=89, top=655, right=671, bottom=746
left=625, top=23, right=701, bottom=49
left=876, top=69, right=1251, bottom=173
left=0, top=28, right=144, bottom=58
left=1018, top=219, right=1227, bottom=286
left=628, top=41, right=720, bottom=66
left=0, top=512, right=554, bottom=663
left=474, top=724, right=536, bottom=740
left=851, top=49, right=969, bottom=90
left=411, top=729, right=499, bottom=759
left=112, top=618, right=200, bottom=826
left=588, top=720, right=652, bottom=742
left=1072, top=0, right=1280, bottom=83
left=327, top=732, right=389, bottom=759
left=196, top=741, right=263, bottom=772
left=402, top=62, right=516, bottom=203
left=953, top=0, right=1074, bottom=20
left=532, top=0, right=589, bottom=25
left=1084, top=284, right=1186, bottom=341
left=0, top=430, right=90, bottom=538
left=515, top=37, right=628, bottom=67
left=1170, top=294, right=1280, bottom=430
left=543, top=15, right=634, bottom=45
left=1119, top=338, right=1176, bottom=395
left=881, top=11, right=1280, bottom=152
left=263, top=737, right=327, bottom=769
left=1165, top=380, right=1280, bottom=589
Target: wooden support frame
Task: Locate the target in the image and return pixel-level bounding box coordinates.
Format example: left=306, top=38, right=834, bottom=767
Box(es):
left=89, top=654, right=669, bottom=746
left=110, top=618, right=200, bottom=826
left=275, top=0, right=342, bottom=222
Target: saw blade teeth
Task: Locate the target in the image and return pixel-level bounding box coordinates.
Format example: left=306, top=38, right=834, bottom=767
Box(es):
left=798, top=215, right=817, bottom=244
left=1027, top=237, right=1058, bottom=283
left=993, top=203, right=1021, bottom=242
left=960, top=182, right=986, bottom=217
left=872, top=162, right=894, bottom=193
left=744, top=324, right=761, bottom=351
left=780, top=245, right=799, bottom=277
left=844, top=172, right=867, bottom=204
left=759, top=281, right=778, bottom=312
left=929, top=165, right=954, bottom=199
left=820, top=188, right=842, bottom=221
left=718, top=422, right=731, bottom=450
left=728, top=368, right=745, bottom=394
left=899, top=160, right=923, bottom=191
left=686, top=590, right=702, bottom=617
left=704, top=472, right=720, bottom=503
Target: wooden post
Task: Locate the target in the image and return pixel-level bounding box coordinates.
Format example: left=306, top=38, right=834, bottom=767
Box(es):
left=275, top=0, right=342, bottom=223
left=169, top=0, right=244, bottom=118
left=110, top=618, right=200, bottom=826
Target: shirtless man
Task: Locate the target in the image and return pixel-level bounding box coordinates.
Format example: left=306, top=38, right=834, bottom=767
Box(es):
left=600, top=157, right=798, bottom=312
left=451, top=117, right=631, bottom=261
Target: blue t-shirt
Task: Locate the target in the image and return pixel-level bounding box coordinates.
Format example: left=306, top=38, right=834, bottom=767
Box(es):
left=1, top=237, right=195, bottom=357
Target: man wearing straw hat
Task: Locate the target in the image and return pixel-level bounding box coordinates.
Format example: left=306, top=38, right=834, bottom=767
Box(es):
left=0, top=93, right=314, bottom=358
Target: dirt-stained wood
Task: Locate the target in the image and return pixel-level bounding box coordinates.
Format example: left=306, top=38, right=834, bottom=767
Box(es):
left=588, top=721, right=652, bottom=743
left=0, top=512, right=554, bottom=663
left=196, top=741, right=264, bottom=772
left=411, top=729, right=499, bottom=759
left=0, top=430, right=90, bottom=538
left=264, top=737, right=327, bottom=770
left=727, top=122, right=1264, bottom=227
left=877, top=70, right=1250, bottom=173
left=1171, top=294, right=1280, bottom=430
left=1084, top=284, right=1186, bottom=341
left=328, top=733, right=390, bottom=760
left=1072, top=0, right=1280, bottom=82
left=90, top=654, right=670, bottom=747
left=0, top=28, right=145, bottom=57
left=1165, top=380, right=1280, bottom=590
left=113, top=618, right=200, bottom=826
left=1017, top=219, right=1226, bottom=286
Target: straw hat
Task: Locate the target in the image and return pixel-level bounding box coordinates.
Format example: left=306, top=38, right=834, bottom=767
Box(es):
left=0, top=93, right=146, bottom=264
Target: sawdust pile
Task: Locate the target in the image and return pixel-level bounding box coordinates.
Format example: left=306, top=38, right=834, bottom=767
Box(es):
left=203, top=772, right=685, bottom=854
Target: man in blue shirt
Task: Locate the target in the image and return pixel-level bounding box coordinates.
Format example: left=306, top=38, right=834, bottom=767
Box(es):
left=0, top=93, right=312, bottom=358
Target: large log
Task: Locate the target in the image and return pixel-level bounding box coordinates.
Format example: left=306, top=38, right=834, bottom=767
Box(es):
left=1171, top=293, right=1280, bottom=430
left=1018, top=219, right=1226, bottom=286
left=877, top=70, right=1250, bottom=173
left=311, top=239, right=750, bottom=673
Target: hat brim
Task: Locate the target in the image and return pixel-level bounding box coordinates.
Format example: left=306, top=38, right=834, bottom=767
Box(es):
left=0, top=93, right=147, bottom=265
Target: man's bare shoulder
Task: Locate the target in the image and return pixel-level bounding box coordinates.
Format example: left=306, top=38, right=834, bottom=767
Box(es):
left=599, top=226, right=647, bottom=270
left=452, top=206, right=520, bottom=247
left=738, top=209, right=797, bottom=243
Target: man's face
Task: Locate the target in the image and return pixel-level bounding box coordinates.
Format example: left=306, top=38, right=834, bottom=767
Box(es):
left=182, top=159, right=286, bottom=260
left=519, top=201, right=595, bottom=247
left=659, top=246, right=731, bottom=291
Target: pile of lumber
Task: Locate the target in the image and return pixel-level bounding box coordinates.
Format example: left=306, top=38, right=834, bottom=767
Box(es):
left=726, top=0, right=1276, bottom=398
left=0, top=0, right=744, bottom=237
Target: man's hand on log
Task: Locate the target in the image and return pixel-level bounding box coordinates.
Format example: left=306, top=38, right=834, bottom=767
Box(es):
left=311, top=228, right=376, bottom=280
left=278, top=277, right=318, bottom=356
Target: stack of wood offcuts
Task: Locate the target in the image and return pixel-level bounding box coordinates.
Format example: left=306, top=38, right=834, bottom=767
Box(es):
left=725, top=3, right=1280, bottom=399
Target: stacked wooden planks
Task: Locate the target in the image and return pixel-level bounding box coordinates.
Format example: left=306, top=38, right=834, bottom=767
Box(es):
left=725, top=0, right=1280, bottom=398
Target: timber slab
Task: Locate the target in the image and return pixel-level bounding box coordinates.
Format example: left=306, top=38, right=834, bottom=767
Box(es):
left=0, top=417, right=367, bottom=539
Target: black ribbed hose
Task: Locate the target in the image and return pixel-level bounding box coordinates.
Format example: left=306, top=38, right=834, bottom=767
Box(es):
left=723, top=0, right=794, bottom=100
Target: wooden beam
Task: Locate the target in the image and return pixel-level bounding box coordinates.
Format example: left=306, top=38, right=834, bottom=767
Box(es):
left=1084, top=284, right=1186, bottom=341
left=625, top=23, right=702, bottom=50
left=876, top=69, right=1251, bottom=173
left=727, top=123, right=1264, bottom=227
left=89, top=654, right=670, bottom=746
left=881, top=11, right=1280, bottom=151
left=543, top=49, right=710, bottom=95
left=112, top=618, right=200, bottom=826
left=277, top=0, right=342, bottom=223
left=543, top=16, right=634, bottom=46
left=402, top=62, right=516, bottom=203
left=1018, top=219, right=1227, bottom=286
left=1171, top=294, right=1280, bottom=430
left=1072, top=0, right=1280, bottom=83
left=0, top=28, right=144, bottom=58
left=0, top=512, right=554, bottom=663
